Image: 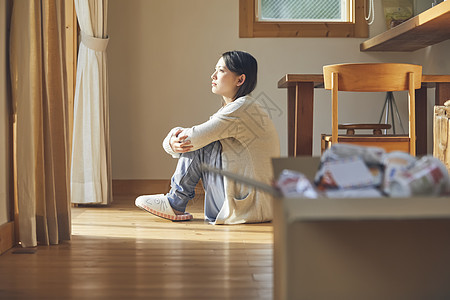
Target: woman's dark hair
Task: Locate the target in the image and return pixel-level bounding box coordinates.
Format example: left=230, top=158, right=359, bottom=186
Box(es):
left=222, top=50, right=258, bottom=100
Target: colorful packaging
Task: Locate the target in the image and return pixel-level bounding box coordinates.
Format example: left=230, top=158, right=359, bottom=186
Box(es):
left=388, top=156, right=450, bottom=197
left=276, top=169, right=318, bottom=198
left=382, top=151, right=417, bottom=194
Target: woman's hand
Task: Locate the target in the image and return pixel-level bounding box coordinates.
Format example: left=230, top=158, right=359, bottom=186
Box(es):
left=170, top=129, right=193, bottom=153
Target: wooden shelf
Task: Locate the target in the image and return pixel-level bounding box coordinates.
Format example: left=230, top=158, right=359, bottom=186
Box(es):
left=360, top=0, right=450, bottom=52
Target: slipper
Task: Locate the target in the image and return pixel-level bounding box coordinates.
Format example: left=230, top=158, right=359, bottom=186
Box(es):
left=135, top=194, right=193, bottom=221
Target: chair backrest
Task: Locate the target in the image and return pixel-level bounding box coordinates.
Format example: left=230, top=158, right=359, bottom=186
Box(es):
left=322, top=63, right=423, bottom=156
left=323, top=63, right=422, bottom=92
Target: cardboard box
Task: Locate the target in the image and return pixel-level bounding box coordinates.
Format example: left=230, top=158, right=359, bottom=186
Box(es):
left=272, top=156, right=450, bottom=300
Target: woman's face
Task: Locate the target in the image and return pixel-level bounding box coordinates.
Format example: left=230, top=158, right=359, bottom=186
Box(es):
left=211, top=57, right=243, bottom=101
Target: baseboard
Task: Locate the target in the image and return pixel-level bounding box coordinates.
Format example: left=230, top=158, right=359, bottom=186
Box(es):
left=112, top=179, right=204, bottom=197
left=0, top=221, right=15, bottom=255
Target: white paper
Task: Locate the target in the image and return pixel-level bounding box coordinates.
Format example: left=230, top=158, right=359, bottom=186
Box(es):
left=324, top=157, right=377, bottom=188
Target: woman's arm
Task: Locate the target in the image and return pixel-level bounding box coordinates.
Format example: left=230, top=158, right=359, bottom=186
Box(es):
left=163, top=101, right=244, bottom=156
left=179, top=113, right=240, bottom=152
left=162, top=127, right=193, bottom=158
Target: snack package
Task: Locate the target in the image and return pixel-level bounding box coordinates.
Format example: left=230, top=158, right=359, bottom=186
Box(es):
left=320, top=144, right=385, bottom=166
left=382, top=151, right=417, bottom=194
left=276, top=169, right=319, bottom=198
left=317, top=145, right=385, bottom=190
left=315, top=157, right=382, bottom=190
left=388, top=156, right=450, bottom=197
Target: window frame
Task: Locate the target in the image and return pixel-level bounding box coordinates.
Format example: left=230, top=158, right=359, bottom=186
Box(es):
left=239, top=0, right=368, bottom=38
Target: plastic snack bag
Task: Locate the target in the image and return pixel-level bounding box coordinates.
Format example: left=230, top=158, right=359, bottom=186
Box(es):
left=276, top=169, right=319, bottom=198
left=388, top=156, right=450, bottom=197
left=382, top=151, right=417, bottom=194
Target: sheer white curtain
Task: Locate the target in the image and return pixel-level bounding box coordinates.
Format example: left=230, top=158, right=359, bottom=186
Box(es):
left=71, top=0, right=112, bottom=205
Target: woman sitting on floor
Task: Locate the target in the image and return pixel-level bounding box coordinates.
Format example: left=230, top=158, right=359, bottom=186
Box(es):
left=135, top=50, right=280, bottom=224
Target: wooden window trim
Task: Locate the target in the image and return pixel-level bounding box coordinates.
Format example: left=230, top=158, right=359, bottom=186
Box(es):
left=239, top=0, right=368, bottom=38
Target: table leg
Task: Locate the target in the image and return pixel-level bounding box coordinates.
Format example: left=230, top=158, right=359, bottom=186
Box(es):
left=415, top=86, right=427, bottom=156
left=294, top=82, right=314, bottom=156
left=287, top=86, right=296, bottom=156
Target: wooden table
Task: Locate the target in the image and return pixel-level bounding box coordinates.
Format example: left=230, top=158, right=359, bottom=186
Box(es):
left=278, top=74, right=450, bottom=156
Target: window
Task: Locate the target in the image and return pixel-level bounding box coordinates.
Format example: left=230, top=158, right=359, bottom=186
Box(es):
left=239, top=0, right=368, bottom=38
left=259, top=0, right=348, bottom=22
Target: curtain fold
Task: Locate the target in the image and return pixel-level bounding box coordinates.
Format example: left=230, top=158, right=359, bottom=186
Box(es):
left=71, top=0, right=112, bottom=205
left=10, top=0, right=71, bottom=247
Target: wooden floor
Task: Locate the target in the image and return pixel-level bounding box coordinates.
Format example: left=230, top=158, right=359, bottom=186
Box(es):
left=0, top=195, right=273, bottom=299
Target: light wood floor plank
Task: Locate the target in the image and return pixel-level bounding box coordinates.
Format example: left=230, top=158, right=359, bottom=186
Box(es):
left=0, top=195, right=274, bottom=299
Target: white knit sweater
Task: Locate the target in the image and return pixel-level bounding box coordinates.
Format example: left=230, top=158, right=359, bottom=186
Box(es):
left=162, top=96, right=280, bottom=224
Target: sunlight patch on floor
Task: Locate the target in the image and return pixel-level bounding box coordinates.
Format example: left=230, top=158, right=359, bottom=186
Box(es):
left=71, top=201, right=273, bottom=244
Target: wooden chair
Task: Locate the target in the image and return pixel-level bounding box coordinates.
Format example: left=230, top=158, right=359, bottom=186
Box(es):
left=322, top=63, right=422, bottom=156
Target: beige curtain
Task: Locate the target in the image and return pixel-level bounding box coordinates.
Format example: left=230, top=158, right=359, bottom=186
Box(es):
left=10, top=0, right=71, bottom=247
left=71, top=0, right=112, bottom=205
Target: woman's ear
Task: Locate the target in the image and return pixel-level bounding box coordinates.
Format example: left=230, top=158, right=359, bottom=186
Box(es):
left=237, top=74, right=246, bottom=87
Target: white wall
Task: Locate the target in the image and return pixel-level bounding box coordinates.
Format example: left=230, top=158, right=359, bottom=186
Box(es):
left=108, top=0, right=450, bottom=180
left=0, top=0, right=11, bottom=225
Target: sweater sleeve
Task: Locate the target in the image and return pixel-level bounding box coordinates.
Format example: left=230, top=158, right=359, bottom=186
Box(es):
left=179, top=103, right=243, bottom=152
left=162, top=99, right=245, bottom=157
left=162, top=127, right=182, bottom=158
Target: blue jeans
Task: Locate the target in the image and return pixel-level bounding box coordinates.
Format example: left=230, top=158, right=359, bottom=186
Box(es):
left=167, top=141, right=225, bottom=222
